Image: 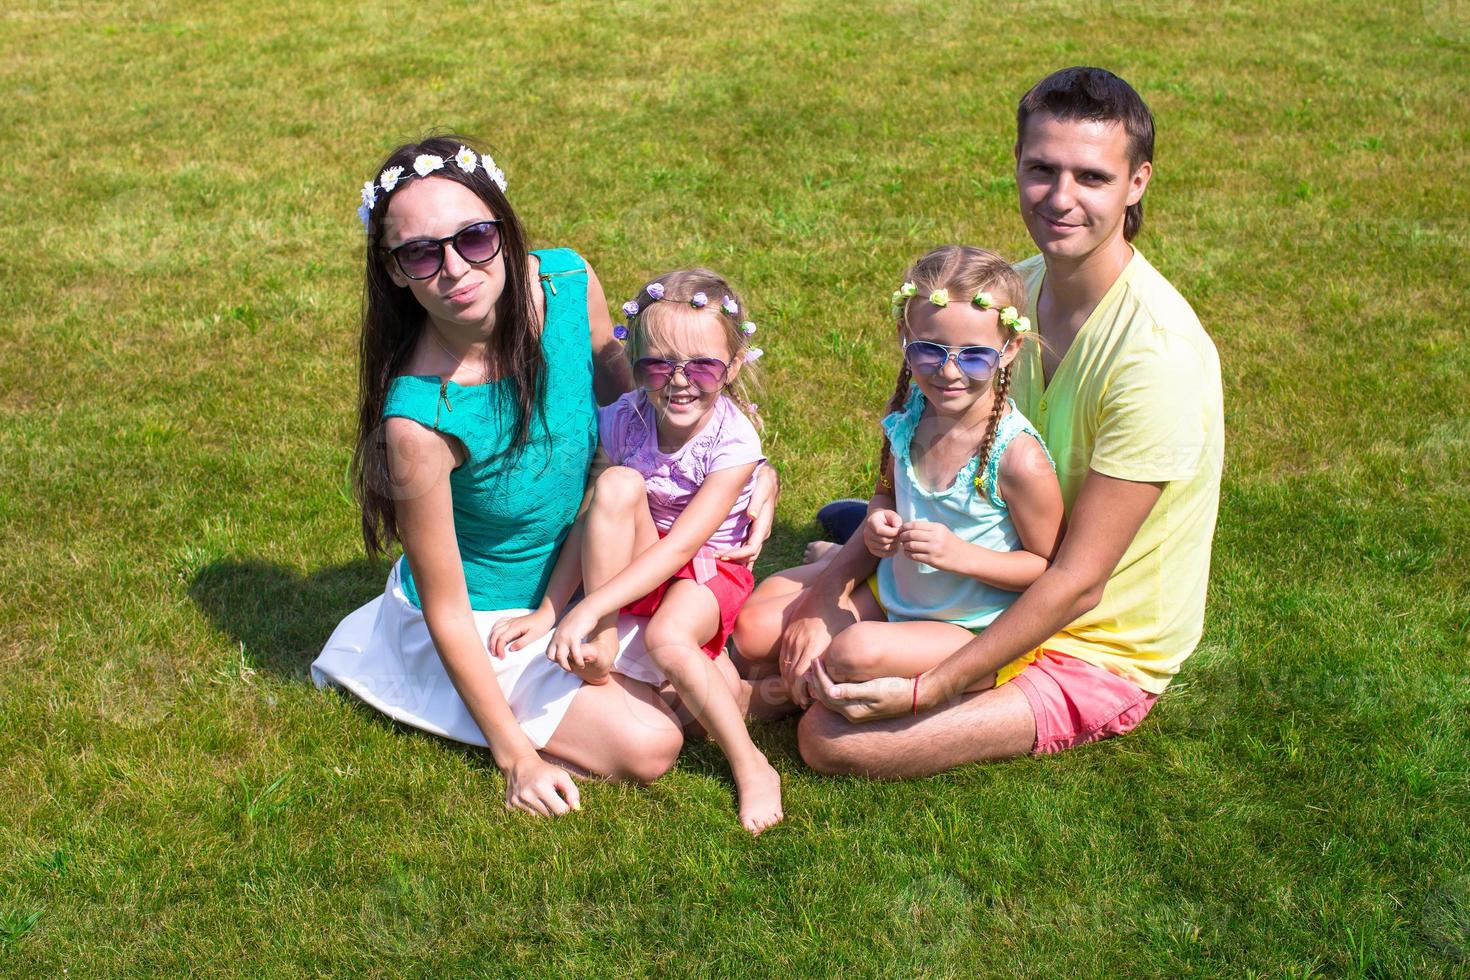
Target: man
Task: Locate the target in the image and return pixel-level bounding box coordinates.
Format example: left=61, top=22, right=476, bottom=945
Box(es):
left=757, top=66, right=1224, bottom=775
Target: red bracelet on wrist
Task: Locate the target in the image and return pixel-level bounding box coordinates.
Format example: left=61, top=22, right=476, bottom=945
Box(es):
left=912, top=671, right=923, bottom=716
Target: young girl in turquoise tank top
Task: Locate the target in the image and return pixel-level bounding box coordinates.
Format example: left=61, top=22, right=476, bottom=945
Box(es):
left=814, top=246, right=1065, bottom=698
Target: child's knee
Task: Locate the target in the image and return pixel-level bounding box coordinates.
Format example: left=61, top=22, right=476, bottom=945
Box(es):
left=591, top=466, right=647, bottom=512
left=646, top=633, right=700, bottom=670
left=731, top=601, right=777, bottom=663
left=824, top=625, right=884, bottom=682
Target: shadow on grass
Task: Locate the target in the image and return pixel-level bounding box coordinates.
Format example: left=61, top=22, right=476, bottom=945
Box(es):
left=187, top=518, right=822, bottom=772
left=188, top=555, right=390, bottom=682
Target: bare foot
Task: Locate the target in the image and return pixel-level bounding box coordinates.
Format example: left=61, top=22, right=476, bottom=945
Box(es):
left=574, top=632, right=617, bottom=686
left=732, top=756, right=783, bottom=835
left=802, top=540, right=840, bottom=565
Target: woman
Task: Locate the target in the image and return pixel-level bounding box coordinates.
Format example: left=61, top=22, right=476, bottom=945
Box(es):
left=313, top=135, right=774, bottom=817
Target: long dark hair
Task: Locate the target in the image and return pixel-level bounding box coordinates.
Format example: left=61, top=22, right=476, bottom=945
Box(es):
left=352, top=134, right=543, bottom=557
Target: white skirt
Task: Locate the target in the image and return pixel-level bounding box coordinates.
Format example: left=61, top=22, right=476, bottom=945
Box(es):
left=311, top=562, right=666, bottom=749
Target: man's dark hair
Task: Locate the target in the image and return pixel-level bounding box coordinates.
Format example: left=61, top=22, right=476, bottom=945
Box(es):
left=1016, top=67, right=1155, bottom=241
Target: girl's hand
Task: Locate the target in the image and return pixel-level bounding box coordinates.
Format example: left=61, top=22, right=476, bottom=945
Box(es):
left=863, top=509, right=903, bottom=558
left=505, top=754, right=581, bottom=817
left=488, top=607, right=554, bottom=659
left=899, top=520, right=965, bottom=572
left=547, top=605, right=602, bottom=675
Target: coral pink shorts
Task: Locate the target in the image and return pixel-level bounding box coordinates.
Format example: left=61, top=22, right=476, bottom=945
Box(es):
left=1006, top=650, right=1158, bottom=755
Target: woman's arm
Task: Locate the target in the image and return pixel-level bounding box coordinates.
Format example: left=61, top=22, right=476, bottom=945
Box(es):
left=896, top=434, right=1065, bottom=591
left=585, top=264, right=633, bottom=406
left=387, top=418, right=580, bottom=816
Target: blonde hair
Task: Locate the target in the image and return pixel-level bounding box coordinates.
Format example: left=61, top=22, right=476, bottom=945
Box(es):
left=623, top=267, right=762, bottom=427
left=880, top=245, right=1029, bottom=491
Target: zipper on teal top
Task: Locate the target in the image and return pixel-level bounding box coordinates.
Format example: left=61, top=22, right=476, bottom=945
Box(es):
left=538, top=267, right=583, bottom=296
left=435, top=378, right=453, bottom=427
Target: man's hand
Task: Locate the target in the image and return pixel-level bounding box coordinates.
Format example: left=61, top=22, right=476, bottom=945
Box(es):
left=777, top=588, right=859, bottom=708
left=898, top=519, right=967, bottom=573
left=716, top=464, right=778, bottom=567
left=810, top=657, right=912, bottom=723
left=863, top=508, right=902, bottom=558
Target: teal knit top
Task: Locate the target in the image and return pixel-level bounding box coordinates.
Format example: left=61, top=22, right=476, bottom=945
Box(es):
left=383, top=247, right=599, bottom=611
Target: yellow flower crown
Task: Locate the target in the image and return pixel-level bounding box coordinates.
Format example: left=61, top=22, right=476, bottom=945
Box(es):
left=889, top=281, right=1031, bottom=332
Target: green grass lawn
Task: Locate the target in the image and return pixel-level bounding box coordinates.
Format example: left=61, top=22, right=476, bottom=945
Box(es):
left=3, top=0, right=1468, bottom=974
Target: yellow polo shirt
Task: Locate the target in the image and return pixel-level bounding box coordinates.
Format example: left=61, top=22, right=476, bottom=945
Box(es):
left=1007, top=249, right=1223, bottom=695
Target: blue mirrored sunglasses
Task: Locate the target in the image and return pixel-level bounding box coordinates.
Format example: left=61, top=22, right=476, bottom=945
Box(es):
left=902, top=339, right=1003, bottom=381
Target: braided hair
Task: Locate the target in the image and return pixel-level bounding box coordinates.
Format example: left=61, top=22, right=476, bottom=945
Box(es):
left=972, top=361, right=1014, bottom=496
left=882, top=245, right=1029, bottom=497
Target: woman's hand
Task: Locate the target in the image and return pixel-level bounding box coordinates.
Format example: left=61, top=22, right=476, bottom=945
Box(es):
left=546, top=603, right=604, bottom=675
left=809, top=657, right=912, bottom=723
left=716, top=465, right=779, bottom=567
left=864, top=509, right=903, bottom=557
left=505, top=754, right=581, bottom=816
left=899, top=520, right=967, bottom=573
left=488, top=606, right=554, bottom=659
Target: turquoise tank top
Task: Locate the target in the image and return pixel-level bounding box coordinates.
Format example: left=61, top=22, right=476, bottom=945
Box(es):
left=383, top=247, right=599, bottom=611
left=876, top=385, right=1055, bottom=630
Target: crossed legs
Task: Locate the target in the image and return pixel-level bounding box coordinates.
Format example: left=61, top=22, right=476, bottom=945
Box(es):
left=798, top=684, right=1036, bottom=778
left=578, top=465, right=782, bottom=832
left=733, top=555, right=1039, bottom=777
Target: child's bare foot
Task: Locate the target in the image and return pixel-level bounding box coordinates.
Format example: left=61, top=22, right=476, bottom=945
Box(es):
left=574, top=632, right=618, bottom=686
left=802, top=540, right=840, bottom=565
left=732, top=756, right=783, bottom=835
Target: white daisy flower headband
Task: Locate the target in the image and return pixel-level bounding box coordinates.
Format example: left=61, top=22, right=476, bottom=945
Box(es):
left=357, top=146, right=508, bottom=231
left=889, top=281, right=1031, bottom=332
left=615, top=284, right=763, bottom=363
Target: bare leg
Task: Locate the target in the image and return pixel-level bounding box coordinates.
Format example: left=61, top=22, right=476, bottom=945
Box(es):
left=822, top=620, right=999, bottom=691
left=542, top=674, right=684, bottom=784
left=731, top=560, right=882, bottom=670
left=647, top=582, right=783, bottom=834
left=797, top=684, right=1036, bottom=779
left=581, top=466, right=659, bottom=681
left=730, top=562, right=885, bottom=719
left=661, top=654, right=742, bottom=740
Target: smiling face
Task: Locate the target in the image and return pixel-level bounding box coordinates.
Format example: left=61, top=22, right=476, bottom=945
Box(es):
left=902, top=300, right=1019, bottom=422
left=637, top=306, right=738, bottom=441
left=380, top=176, right=506, bottom=329
left=1015, top=113, right=1151, bottom=265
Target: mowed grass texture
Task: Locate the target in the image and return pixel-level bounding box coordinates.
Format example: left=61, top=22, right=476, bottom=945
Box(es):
left=2, top=0, right=1468, bottom=974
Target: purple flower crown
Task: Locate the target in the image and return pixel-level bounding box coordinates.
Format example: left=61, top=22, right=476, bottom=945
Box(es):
left=613, top=282, right=763, bottom=364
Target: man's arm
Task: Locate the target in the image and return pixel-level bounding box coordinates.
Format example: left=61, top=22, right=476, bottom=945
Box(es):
left=814, top=470, right=1162, bottom=721
left=920, top=469, right=1161, bottom=705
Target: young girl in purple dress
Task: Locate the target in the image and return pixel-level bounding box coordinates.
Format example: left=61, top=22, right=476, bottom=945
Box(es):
left=497, top=267, right=781, bottom=834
